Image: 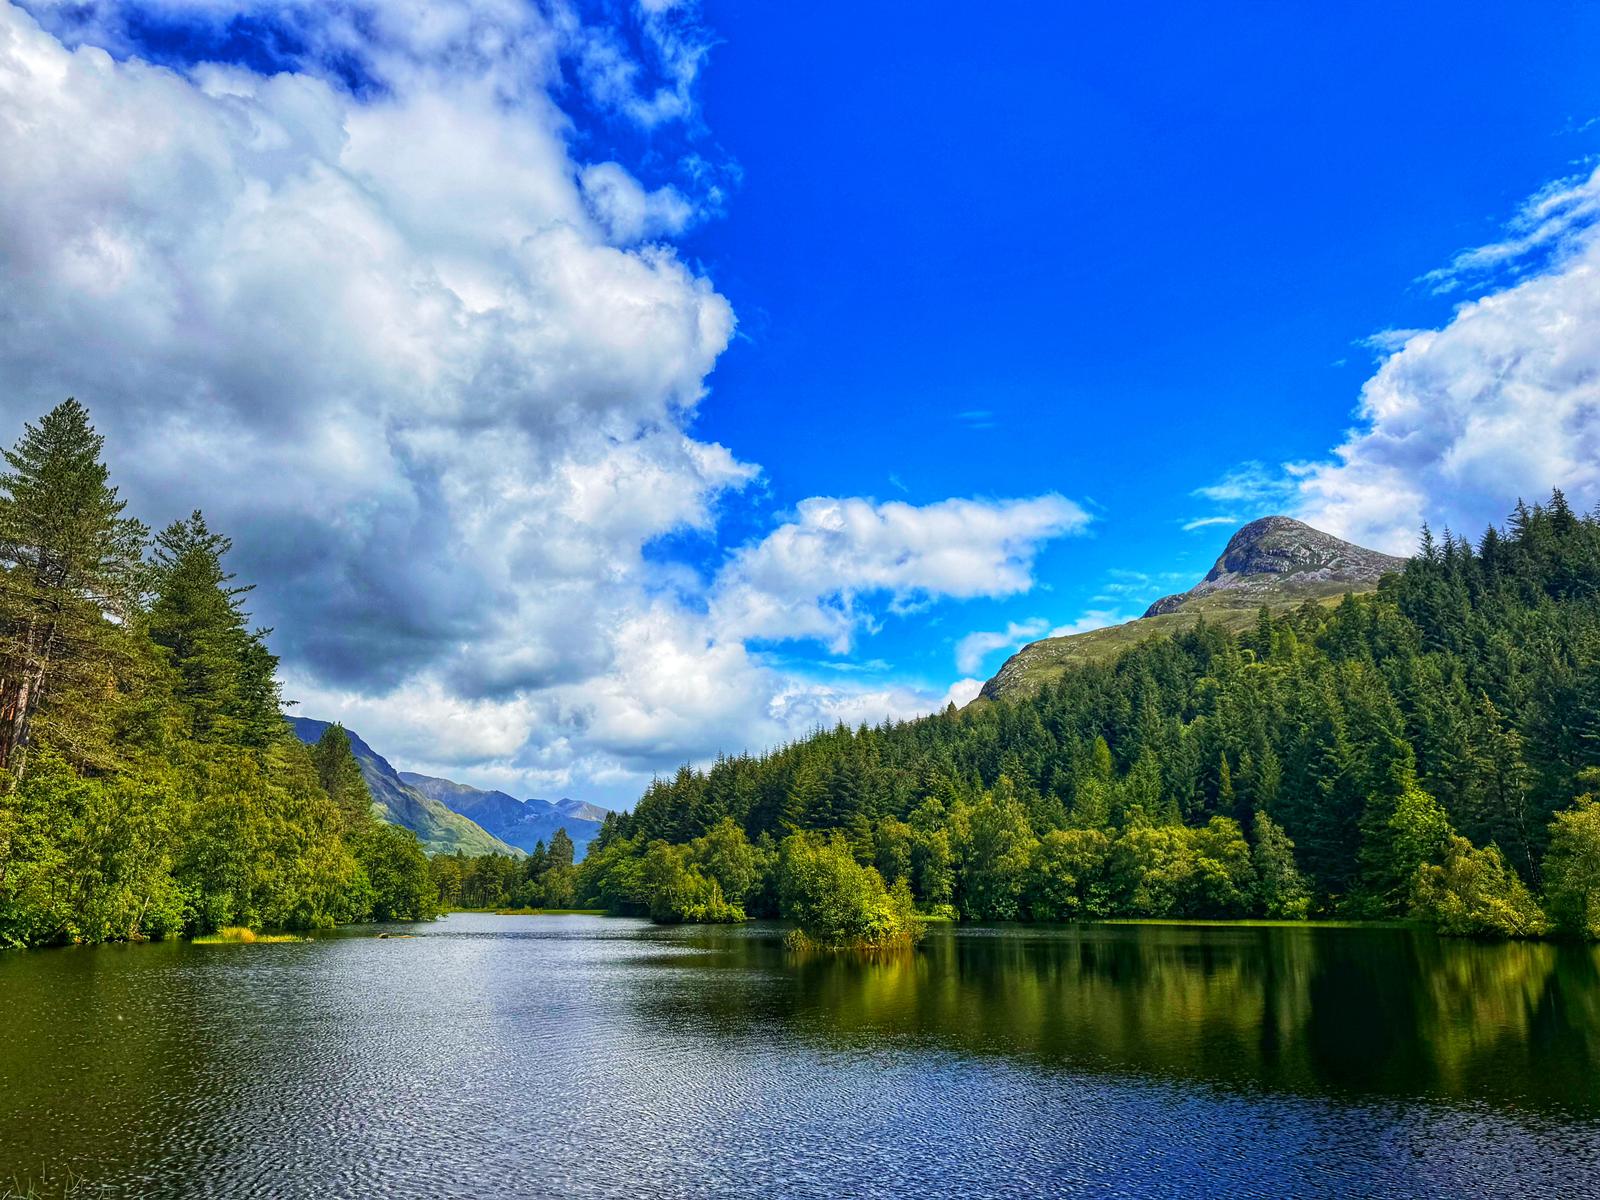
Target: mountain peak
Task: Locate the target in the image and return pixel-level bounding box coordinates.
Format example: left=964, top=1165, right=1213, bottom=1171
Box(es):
left=977, top=516, right=1407, bottom=702
left=1143, top=516, right=1404, bottom=617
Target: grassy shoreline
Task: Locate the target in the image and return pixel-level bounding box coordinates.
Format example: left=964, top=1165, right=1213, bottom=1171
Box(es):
left=190, top=926, right=305, bottom=944
left=1075, top=928, right=1427, bottom=934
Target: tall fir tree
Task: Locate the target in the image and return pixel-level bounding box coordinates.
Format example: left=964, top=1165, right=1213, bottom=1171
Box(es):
left=0, top=399, right=146, bottom=780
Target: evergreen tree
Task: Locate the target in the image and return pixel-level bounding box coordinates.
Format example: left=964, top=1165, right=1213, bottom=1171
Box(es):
left=0, top=399, right=146, bottom=780
left=147, top=511, right=280, bottom=745
left=0, top=401, right=457, bottom=944
left=1252, top=810, right=1309, bottom=919
left=783, top=759, right=823, bottom=833
left=311, top=724, right=373, bottom=833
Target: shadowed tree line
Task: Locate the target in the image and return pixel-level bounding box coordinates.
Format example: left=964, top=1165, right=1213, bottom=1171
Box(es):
left=573, top=491, right=1600, bottom=941
left=0, top=400, right=434, bottom=947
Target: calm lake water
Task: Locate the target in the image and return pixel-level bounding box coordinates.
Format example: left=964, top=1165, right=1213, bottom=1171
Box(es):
left=3, top=916, right=1600, bottom=1198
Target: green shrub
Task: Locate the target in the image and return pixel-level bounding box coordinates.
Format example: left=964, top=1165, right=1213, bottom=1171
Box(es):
left=1412, top=835, right=1547, bottom=938
left=1543, top=785, right=1600, bottom=939
left=777, top=833, right=922, bottom=949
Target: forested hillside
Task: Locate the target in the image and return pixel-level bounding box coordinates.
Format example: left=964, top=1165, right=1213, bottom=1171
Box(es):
left=0, top=400, right=435, bottom=947
left=978, top=516, right=1403, bottom=699
left=577, top=493, right=1600, bottom=940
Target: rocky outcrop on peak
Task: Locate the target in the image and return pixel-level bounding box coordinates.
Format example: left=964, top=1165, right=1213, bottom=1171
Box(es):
left=977, top=516, right=1407, bottom=702
left=1142, top=517, right=1404, bottom=617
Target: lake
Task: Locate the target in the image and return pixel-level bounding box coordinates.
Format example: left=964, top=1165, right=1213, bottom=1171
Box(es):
left=2, top=915, right=1599, bottom=1197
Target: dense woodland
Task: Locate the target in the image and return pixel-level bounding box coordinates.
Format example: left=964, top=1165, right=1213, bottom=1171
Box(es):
left=0, top=400, right=434, bottom=948
left=6, top=398, right=1600, bottom=950
left=560, top=492, right=1600, bottom=942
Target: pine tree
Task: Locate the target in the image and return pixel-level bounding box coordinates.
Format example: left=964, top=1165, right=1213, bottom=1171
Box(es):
left=548, top=827, right=576, bottom=871
left=311, top=724, right=373, bottom=833
left=782, top=759, right=823, bottom=833
left=0, top=399, right=147, bottom=780
left=147, top=511, right=280, bottom=744
left=1470, top=695, right=1537, bottom=881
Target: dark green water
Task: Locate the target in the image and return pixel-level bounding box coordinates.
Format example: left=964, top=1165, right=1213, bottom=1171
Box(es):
left=2, top=915, right=1599, bottom=1198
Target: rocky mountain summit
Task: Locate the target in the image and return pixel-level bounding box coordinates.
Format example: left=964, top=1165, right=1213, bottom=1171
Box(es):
left=1142, top=516, right=1405, bottom=617
left=979, top=516, right=1406, bottom=701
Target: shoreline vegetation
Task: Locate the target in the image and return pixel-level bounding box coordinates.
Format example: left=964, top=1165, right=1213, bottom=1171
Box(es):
left=0, top=401, right=436, bottom=950
left=190, top=926, right=303, bottom=944
left=455, top=908, right=1428, bottom=933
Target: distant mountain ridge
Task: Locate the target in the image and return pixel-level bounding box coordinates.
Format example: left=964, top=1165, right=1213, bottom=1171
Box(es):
left=399, top=772, right=605, bottom=859
left=980, top=516, right=1404, bottom=701
left=286, top=717, right=518, bottom=857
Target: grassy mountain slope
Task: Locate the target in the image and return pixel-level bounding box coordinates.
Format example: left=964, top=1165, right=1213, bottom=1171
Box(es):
left=398, top=772, right=604, bottom=858
left=980, top=516, right=1405, bottom=701
left=286, top=717, right=518, bottom=857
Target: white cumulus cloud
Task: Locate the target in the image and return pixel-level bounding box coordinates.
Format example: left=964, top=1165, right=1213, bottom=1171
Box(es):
left=711, top=495, right=1091, bottom=654
left=953, top=619, right=1051, bottom=675
left=1295, top=163, right=1600, bottom=553
left=0, top=0, right=1085, bottom=802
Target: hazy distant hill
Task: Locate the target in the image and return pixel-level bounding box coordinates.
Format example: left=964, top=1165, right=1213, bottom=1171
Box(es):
left=399, top=772, right=605, bottom=858
left=980, top=516, right=1404, bottom=701
left=286, top=717, right=518, bottom=857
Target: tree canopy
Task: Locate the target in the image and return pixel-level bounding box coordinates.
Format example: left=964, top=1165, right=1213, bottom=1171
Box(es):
left=569, top=491, right=1600, bottom=940
left=0, top=401, right=436, bottom=947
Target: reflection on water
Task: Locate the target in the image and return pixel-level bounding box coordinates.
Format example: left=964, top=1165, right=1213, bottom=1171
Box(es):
left=1, top=916, right=1598, bottom=1198
left=657, top=923, right=1600, bottom=1109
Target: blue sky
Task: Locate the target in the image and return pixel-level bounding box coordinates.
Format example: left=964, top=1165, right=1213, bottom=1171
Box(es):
left=3, top=1, right=1600, bottom=801
left=677, top=1, right=1600, bottom=679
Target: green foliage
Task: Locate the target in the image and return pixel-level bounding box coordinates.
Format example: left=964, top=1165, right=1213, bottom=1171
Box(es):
left=1252, top=810, right=1309, bottom=919
left=1412, top=835, right=1547, bottom=938
left=640, top=841, right=743, bottom=923
left=0, top=400, right=437, bottom=946
left=1026, top=828, right=1110, bottom=920
left=1542, top=772, right=1600, bottom=939
left=0, top=752, right=183, bottom=946
left=431, top=823, right=595, bottom=915
left=689, top=817, right=765, bottom=911
left=952, top=780, right=1032, bottom=920
left=147, top=511, right=280, bottom=747
left=1189, top=816, right=1257, bottom=916
left=0, top=398, right=147, bottom=779
left=907, top=800, right=954, bottom=906
left=356, top=822, right=436, bottom=922
left=1107, top=822, right=1255, bottom=919
left=311, top=724, right=374, bottom=832
left=589, top=491, right=1600, bottom=941
left=1365, top=783, right=1456, bottom=910
left=777, top=833, right=922, bottom=949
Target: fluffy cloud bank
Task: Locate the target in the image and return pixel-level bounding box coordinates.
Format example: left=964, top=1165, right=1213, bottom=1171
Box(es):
left=1295, top=165, right=1600, bottom=553
left=0, top=1, right=1083, bottom=800
left=714, top=495, right=1089, bottom=653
